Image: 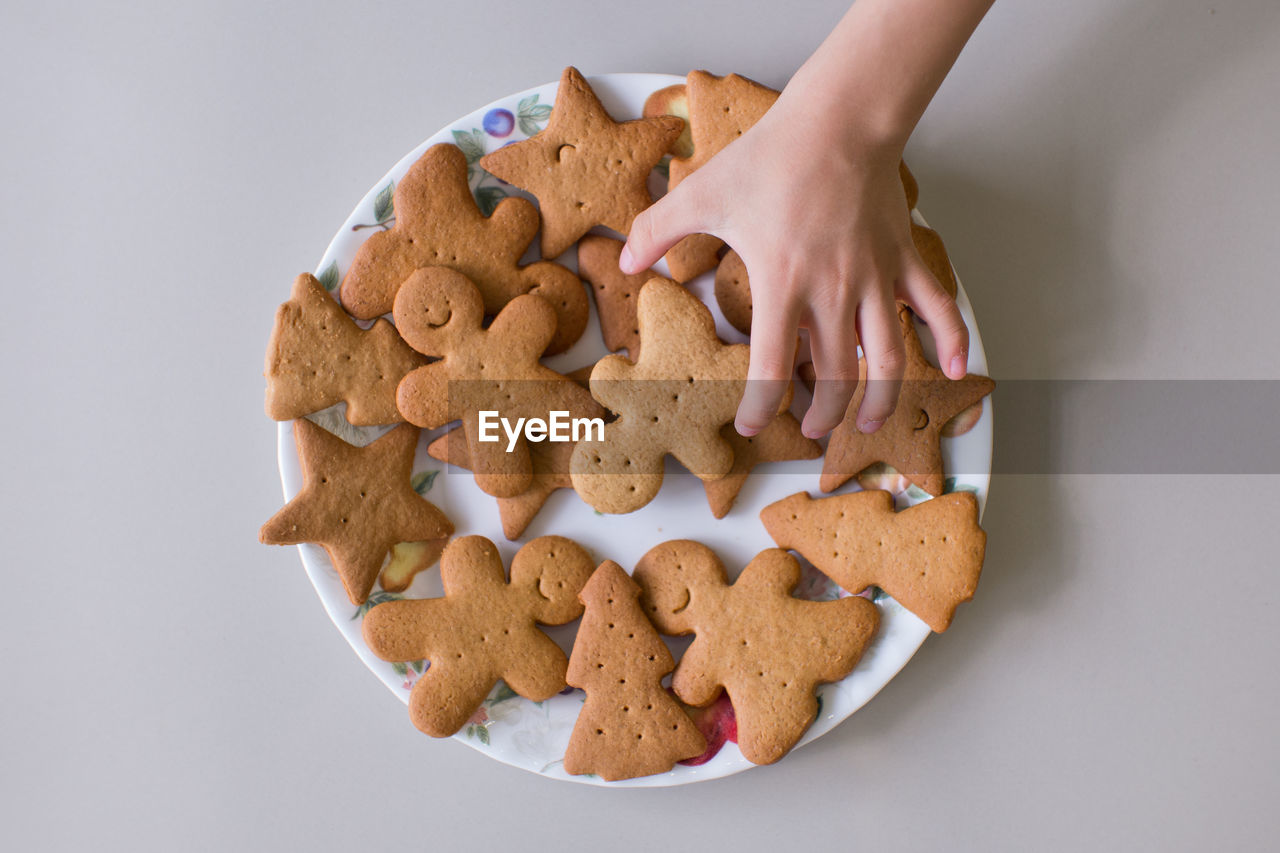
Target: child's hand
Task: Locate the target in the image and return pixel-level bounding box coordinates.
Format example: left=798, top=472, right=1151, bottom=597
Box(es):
left=620, top=97, right=968, bottom=438
left=618, top=0, right=992, bottom=439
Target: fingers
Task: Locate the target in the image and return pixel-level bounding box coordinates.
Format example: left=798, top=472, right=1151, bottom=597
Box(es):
left=620, top=177, right=715, bottom=274
left=802, top=307, right=861, bottom=439
left=736, top=286, right=800, bottom=436
left=852, top=292, right=906, bottom=432
left=900, top=260, right=969, bottom=379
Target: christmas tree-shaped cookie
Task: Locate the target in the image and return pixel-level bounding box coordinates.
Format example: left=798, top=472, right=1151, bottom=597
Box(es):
left=564, top=561, right=705, bottom=781
left=264, top=273, right=426, bottom=425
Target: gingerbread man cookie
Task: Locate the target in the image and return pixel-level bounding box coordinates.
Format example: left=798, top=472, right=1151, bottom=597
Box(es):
left=338, top=143, right=588, bottom=354
left=570, top=277, right=749, bottom=514
left=362, top=535, right=596, bottom=737
left=393, top=267, right=605, bottom=498
left=632, top=540, right=880, bottom=765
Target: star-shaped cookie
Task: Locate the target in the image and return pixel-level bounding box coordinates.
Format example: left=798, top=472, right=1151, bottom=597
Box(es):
left=259, top=420, right=454, bottom=605
left=427, top=426, right=575, bottom=541
left=820, top=308, right=995, bottom=497
left=337, top=142, right=587, bottom=354
left=479, top=67, right=684, bottom=259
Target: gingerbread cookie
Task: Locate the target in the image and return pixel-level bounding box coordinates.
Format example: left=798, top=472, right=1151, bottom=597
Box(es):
left=642, top=83, right=692, bottom=158
left=564, top=560, right=706, bottom=780
left=911, top=221, right=958, bottom=299
left=479, top=67, right=684, bottom=259
left=704, top=414, right=822, bottom=518
left=338, top=143, right=587, bottom=354
left=661, top=71, right=781, bottom=282
left=632, top=541, right=880, bottom=764
left=265, top=272, right=427, bottom=425
left=576, top=234, right=677, bottom=360
left=362, top=535, right=596, bottom=737
left=570, top=278, right=750, bottom=514
left=259, top=420, right=454, bottom=605
left=760, top=490, right=986, bottom=632
left=427, top=426, right=575, bottom=541
left=821, top=308, right=994, bottom=497
left=393, top=267, right=605, bottom=499
left=713, top=249, right=752, bottom=335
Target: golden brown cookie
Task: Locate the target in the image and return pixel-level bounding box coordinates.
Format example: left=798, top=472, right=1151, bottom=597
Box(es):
left=632, top=541, right=880, bottom=765
left=265, top=273, right=427, bottom=425
left=661, top=71, right=781, bottom=282
left=479, top=67, right=684, bottom=260
left=911, top=221, right=958, bottom=299
left=760, top=490, right=986, bottom=632
left=642, top=84, right=692, bottom=158
left=427, top=426, right=575, bottom=541
left=259, top=420, right=454, bottom=605
left=563, top=560, right=706, bottom=780
left=713, top=249, right=753, bottom=335
left=570, top=278, right=750, bottom=514
left=362, top=535, right=595, bottom=737
left=704, top=414, right=822, bottom=518
left=338, top=143, right=587, bottom=354
left=576, top=234, right=677, bottom=360
left=393, top=267, right=605, bottom=499
left=821, top=308, right=994, bottom=497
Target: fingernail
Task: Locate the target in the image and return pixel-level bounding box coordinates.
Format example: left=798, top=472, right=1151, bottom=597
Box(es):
left=618, top=244, right=635, bottom=273
left=857, top=418, right=884, bottom=434
left=949, top=355, right=966, bottom=378
left=735, top=420, right=759, bottom=437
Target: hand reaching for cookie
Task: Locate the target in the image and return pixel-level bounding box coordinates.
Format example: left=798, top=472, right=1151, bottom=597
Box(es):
left=620, top=0, right=994, bottom=438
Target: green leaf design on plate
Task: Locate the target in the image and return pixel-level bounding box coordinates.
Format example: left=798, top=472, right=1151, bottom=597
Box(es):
left=411, top=469, right=439, bottom=495
left=373, top=181, right=395, bottom=223
left=452, top=128, right=486, bottom=164
left=488, top=682, right=519, bottom=705
left=517, top=94, right=553, bottom=136
left=467, top=723, right=490, bottom=745
left=316, top=260, right=340, bottom=292
left=351, top=589, right=405, bottom=621
left=870, top=585, right=889, bottom=603
left=474, top=185, right=507, bottom=217
left=411, top=659, right=425, bottom=674
left=904, top=484, right=931, bottom=502
left=392, top=661, right=408, bottom=677
left=944, top=477, right=978, bottom=495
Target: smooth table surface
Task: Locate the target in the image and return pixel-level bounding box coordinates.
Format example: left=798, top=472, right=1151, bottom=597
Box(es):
left=2, top=1, right=1277, bottom=850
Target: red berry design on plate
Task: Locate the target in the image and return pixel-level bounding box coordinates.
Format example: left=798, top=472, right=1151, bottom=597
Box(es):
left=679, top=692, right=738, bottom=766
left=483, top=108, right=514, bottom=137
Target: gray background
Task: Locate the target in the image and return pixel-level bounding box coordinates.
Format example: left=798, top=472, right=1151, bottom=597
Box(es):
left=2, top=0, right=1277, bottom=850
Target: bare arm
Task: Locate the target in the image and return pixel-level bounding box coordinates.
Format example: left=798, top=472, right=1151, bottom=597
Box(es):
left=622, top=0, right=994, bottom=437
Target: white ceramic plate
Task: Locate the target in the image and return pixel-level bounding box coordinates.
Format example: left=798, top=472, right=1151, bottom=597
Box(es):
left=274, top=72, right=992, bottom=786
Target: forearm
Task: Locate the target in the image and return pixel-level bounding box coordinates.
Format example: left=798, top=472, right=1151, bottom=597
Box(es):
left=782, top=0, right=994, bottom=152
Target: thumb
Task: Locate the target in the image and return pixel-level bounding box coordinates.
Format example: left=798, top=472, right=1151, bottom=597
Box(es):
left=620, top=179, right=713, bottom=274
